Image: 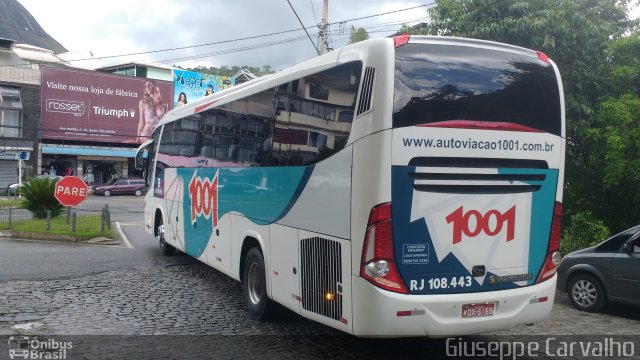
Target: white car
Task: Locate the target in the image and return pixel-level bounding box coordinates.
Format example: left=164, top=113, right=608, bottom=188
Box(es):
left=6, top=175, right=61, bottom=195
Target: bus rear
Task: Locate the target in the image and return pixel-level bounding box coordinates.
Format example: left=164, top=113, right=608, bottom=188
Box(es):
left=352, top=36, right=564, bottom=336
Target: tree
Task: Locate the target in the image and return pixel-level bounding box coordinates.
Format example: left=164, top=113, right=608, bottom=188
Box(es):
left=579, top=33, right=640, bottom=231
left=19, top=177, right=63, bottom=218
left=349, top=25, right=369, bottom=44
left=421, top=0, right=631, bottom=126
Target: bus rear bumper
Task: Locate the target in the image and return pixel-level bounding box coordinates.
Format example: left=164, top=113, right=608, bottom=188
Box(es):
left=351, top=274, right=556, bottom=337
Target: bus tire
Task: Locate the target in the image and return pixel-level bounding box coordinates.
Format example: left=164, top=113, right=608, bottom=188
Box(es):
left=157, top=221, right=175, bottom=256
left=243, top=247, right=275, bottom=320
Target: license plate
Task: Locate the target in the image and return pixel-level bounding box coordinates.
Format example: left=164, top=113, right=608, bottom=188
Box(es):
left=461, top=303, right=495, bottom=318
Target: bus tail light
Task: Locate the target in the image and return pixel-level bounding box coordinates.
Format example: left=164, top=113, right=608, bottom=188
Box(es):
left=361, top=203, right=408, bottom=293
left=394, top=34, right=411, bottom=48
left=536, top=51, right=551, bottom=64
left=537, top=202, right=562, bottom=283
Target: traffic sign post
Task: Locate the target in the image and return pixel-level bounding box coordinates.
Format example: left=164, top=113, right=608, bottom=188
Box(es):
left=54, top=176, right=89, bottom=207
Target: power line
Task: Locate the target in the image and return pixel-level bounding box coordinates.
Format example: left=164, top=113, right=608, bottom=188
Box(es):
left=329, top=3, right=432, bottom=26
left=285, top=0, right=320, bottom=55
left=64, top=27, right=311, bottom=63
left=133, top=12, right=429, bottom=66
left=2, top=4, right=433, bottom=70
left=61, top=3, right=432, bottom=64
left=310, top=0, right=318, bottom=25
left=150, top=13, right=426, bottom=67
left=150, top=35, right=312, bottom=66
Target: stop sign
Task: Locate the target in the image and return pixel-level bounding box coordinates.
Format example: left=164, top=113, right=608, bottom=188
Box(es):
left=54, top=176, right=89, bottom=207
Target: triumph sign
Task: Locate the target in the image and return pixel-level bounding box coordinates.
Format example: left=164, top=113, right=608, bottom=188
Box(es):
left=40, top=67, right=173, bottom=144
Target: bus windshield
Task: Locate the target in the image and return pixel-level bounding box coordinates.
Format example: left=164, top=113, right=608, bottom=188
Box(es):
left=393, top=43, right=562, bottom=136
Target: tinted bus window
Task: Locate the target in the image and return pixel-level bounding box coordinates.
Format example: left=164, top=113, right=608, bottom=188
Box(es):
left=393, top=44, right=562, bottom=136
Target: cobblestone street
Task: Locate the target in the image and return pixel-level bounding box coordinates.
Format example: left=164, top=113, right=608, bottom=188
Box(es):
left=1, top=251, right=639, bottom=359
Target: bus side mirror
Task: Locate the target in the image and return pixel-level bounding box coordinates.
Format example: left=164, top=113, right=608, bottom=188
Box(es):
left=135, top=150, right=145, bottom=170
left=135, top=139, right=153, bottom=170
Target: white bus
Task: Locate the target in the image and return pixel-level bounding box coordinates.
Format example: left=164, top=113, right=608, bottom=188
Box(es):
left=136, top=35, right=565, bottom=337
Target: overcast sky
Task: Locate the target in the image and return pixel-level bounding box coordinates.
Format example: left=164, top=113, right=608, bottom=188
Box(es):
left=17, top=0, right=431, bottom=71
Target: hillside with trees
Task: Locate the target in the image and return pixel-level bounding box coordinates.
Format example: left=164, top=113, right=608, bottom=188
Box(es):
left=177, top=65, right=275, bottom=78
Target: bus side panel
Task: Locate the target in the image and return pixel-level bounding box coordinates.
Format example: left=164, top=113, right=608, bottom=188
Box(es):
left=269, top=224, right=301, bottom=313
left=298, top=230, right=353, bottom=334
left=161, top=168, right=189, bottom=254
left=350, top=130, right=393, bottom=276
left=229, top=214, right=270, bottom=281
left=176, top=167, right=216, bottom=263
left=276, top=145, right=353, bottom=239
left=206, top=214, right=232, bottom=275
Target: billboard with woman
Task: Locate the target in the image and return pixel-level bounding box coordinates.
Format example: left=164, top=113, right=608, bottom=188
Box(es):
left=172, top=69, right=235, bottom=108
left=41, top=67, right=173, bottom=144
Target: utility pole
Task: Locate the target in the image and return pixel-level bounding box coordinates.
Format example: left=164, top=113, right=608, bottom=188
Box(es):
left=318, top=0, right=329, bottom=54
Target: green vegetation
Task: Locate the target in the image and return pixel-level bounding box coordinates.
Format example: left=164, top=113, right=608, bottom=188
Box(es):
left=0, top=178, right=110, bottom=239
left=18, top=177, right=63, bottom=218
left=0, top=214, right=112, bottom=239
left=0, top=198, right=21, bottom=208
left=403, top=0, right=640, bottom=253
left=349, top=26, right=369, bottom=44
left=561, top=211, right=610, bottom=254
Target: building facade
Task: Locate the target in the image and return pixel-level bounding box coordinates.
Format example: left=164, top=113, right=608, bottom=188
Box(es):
left=0, top=38, right=40, bottom=188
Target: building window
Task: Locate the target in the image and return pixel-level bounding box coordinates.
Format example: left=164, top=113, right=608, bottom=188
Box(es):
left=0, top=86, right=22, bottom=138
left=309, top=84, right=329, bottom=101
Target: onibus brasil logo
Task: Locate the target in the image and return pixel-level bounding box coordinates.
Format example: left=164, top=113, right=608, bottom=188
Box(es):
left=8, top=336, right=72, bottom=359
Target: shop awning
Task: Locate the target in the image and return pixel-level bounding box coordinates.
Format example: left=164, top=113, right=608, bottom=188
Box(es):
left=42, top=146, right=146, bottom=158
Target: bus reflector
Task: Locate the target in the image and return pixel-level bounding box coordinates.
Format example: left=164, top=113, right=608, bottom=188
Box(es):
left=394, top=34, right=411, bottom=48
left=536, top=202, right=562, bottom=283
left=396, top=309, right=426, bottom=316
left=361, top=203, right=409, bottom=293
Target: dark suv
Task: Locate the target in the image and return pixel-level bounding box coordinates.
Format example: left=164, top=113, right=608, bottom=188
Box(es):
left=557, top=225, right=640, bottom=312
left=94, top=178, right=146, bottom=197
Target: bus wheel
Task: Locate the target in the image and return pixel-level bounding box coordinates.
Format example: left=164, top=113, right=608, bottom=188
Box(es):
left=157, top=221, right=175, bottom=256
left=243, top=247, right=275, bottom=320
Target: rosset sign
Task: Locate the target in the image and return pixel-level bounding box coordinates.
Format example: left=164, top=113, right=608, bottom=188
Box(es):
left=41, top=67, right=173, bottom=144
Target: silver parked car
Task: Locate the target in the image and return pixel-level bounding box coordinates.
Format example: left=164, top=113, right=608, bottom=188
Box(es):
left=557, top=225, right=640, bottom=312
left=5, top=175, right=62, bottom=195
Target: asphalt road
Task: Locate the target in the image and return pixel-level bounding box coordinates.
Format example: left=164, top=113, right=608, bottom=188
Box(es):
left=0, top=195, right=156, bottom=282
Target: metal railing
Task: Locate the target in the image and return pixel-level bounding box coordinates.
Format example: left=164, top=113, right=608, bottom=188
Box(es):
left=0, top=205, right=111, bottom=236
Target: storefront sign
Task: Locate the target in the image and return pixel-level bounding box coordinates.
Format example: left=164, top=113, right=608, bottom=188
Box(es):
left=0, top=150, right=30, bottom=160
left=173, top=69, right=234, bottom=108
left=41, top=67, right=173, bottom=144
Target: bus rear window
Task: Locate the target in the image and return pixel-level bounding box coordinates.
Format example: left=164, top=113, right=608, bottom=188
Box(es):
left=393, top=43, right=562, bottom=136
